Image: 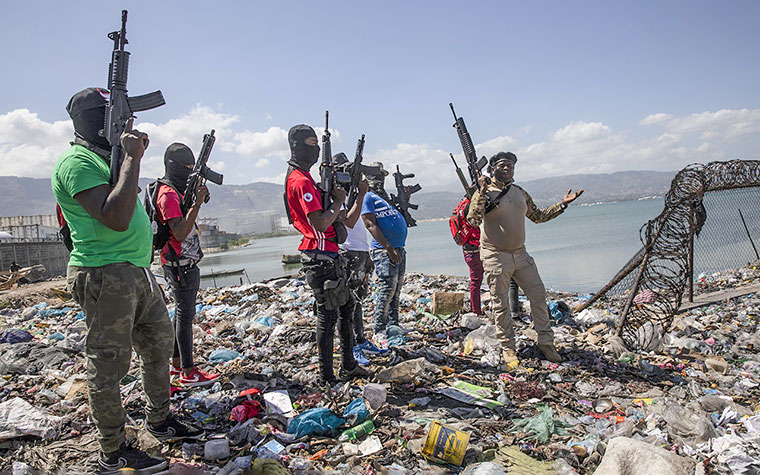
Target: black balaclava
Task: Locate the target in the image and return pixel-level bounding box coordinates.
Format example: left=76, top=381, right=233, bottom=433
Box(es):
left=367, top=174, right=392, bottom=203
left=66, top=87, right=112, bottom=152
left=164, top=143, right=195, bottom=194
left=288, top=124, right=320, bottom=170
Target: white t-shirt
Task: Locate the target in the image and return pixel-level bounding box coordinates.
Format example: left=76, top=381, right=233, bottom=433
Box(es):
left=341, top=215, right=369, bottom=252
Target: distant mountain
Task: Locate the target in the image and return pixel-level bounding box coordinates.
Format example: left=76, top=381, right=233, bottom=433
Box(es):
left=0, top=170, right=674, bottom=221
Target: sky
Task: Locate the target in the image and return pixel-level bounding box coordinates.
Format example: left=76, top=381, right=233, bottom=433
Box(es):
left=1, top=1, right=759, bottom=191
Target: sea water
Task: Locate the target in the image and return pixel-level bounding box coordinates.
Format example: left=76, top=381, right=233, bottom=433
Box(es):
left=199, top=194, right=759, bottom=293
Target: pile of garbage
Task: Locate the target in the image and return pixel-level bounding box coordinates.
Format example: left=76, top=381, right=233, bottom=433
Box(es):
left=0, top=262, right=759, bottom=474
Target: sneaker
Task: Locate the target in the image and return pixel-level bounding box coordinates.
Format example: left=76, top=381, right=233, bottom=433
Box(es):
left=340, top=364, right=370, bottom=380
left=179, top=367, right=220, bottom=387
left=169, top=364, right=181, bottom=377
left=318, top=375, right=339, bottom=389
left=353, top=346, right=370, bottom=366
left=356, top=339, right=388, bottom=355
left=147, top=414, right=203, bottom=441
left=97, top=439, right=167, bottom=474
left=537, top=343, right=563, bottom=363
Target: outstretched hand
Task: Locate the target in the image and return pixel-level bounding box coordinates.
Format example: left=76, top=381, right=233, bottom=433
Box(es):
left=562, top=188, right=584, bottom=205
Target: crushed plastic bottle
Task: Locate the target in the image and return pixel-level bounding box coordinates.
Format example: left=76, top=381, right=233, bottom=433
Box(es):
left=338, top=420, right=375, bottom=442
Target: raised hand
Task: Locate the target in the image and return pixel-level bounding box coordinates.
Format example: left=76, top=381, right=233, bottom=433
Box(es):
left=119, top=118, right=149, bottom=160
left=562, top=188, right=584, bottom=205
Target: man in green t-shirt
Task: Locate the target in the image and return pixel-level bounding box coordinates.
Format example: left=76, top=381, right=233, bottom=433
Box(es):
left=52, top=88, right=202, bottom=474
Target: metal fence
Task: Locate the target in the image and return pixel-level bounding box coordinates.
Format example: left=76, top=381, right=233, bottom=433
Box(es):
left=577, top=160, right=760, bottom=350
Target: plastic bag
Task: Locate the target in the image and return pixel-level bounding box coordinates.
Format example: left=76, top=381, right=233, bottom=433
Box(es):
left=662, top=403, right=717, bottom=446
left=463, top=324, right=501, bottom=353
left=208, top=348, right=242, bottom=363
left=286, top=407, right=346, bottom=439
left=376, top=357, right=437, bottom=384
left=342, top=398, right=369, bottom=425
left=548, top=301, right=571, bottom=323
left=510, top=406, right=570, bottom=443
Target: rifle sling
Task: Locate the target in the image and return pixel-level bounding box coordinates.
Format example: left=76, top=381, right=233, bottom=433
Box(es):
left=484, top=185, right=511, bottom=214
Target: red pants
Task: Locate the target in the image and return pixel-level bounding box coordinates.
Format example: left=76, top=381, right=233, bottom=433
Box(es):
left=463, top=250, right=484, bottom=315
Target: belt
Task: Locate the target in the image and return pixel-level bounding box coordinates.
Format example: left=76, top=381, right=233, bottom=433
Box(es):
left=166, top=258, right=194, bottom=267
left=301, top=252, right=335, bottom=263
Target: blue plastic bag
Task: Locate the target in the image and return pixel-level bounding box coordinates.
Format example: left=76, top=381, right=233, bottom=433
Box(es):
left=287, top=407, right=346, bottom=439
left=208, top=348, right=242, bottom=363
left=548, top=301, right=571, bottom=323
left=342, top=398, right=369, bottom=425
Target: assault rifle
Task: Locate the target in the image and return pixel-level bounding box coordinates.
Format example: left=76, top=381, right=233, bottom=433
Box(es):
left=449, top=103, right=499, bottom=212
left=104, top=10, right=166, bottom=186
left=345, top=134, right=366, bottom=210
left=181, top=130, right=224, bottom=211
left=391, top=165, right=422, bottom=227
left=449, top=103, right=488, bottom=193
left=450, top=153, right=471, bottom=198
left=320, top=111, right=351, bottom=210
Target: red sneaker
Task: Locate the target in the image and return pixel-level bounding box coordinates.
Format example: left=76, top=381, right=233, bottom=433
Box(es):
left=170, top=364, right=181, bottom=377
left=179, top=367, right=220, bottom=388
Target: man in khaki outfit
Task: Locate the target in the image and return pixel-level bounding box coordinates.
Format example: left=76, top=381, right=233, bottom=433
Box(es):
left=467, top=152, right=583, bottom=363
left=52, top=88, right=201, bottom=474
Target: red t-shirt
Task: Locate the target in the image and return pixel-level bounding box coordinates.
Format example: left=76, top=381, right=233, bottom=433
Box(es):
left=286, top=168, right=339, bottom=253
left=155, top=184, right=202, bottom=265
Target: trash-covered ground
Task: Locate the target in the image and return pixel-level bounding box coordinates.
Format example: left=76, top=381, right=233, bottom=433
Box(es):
left=1, top=263, right=759, bottom=474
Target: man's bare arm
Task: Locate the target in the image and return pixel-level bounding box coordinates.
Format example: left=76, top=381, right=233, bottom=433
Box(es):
left=362, top=213, right=400, bottom=263
left=166, top=185, right=208, bottom=242
left=74, top=119, right=148, bottom=232
left=344, top=180, right=368, bottom=228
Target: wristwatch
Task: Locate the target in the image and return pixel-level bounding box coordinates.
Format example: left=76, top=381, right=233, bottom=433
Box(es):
left=560, top=203, right=567, bottom=210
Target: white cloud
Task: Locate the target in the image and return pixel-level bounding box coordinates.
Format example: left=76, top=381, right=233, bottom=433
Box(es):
left=367, top=143, right=447, bottom=187
left=641, top=108, right=760, bottom=142
left=137, top=105, right=240, bottom=178
left=208, top=160, right=226, bottom=171
left=257, top=172, right=287, bottom=185
left=476, top=135, right=517, bottom=158
left=232, top=127, right=289, bottom=159
left=639, top=113, right=672, bottom=126
left=0, top=109, right=72, bottom=178
left=1, top=106, right=758, bottom=189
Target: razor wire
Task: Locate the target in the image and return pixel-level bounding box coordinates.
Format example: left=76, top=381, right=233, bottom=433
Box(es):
left=578, top=160, right=760, bottom=350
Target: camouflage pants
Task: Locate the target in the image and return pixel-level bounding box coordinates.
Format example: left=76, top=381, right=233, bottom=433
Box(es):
left=480, top=247, right=554, bottom=349
left=68, top=263, right=174, bottom=453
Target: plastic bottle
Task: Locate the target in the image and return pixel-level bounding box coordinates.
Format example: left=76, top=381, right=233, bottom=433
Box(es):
left=338, top=420, right=375, bottom=442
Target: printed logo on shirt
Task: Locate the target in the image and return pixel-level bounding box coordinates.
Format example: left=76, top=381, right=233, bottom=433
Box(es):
left=374, top=201, right=398, bottom=219
left=303, top=192, right=313, bottom=203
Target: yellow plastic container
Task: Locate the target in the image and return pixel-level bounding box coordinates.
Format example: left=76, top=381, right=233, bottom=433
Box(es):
left=421, top=420, right=470, bottom=466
